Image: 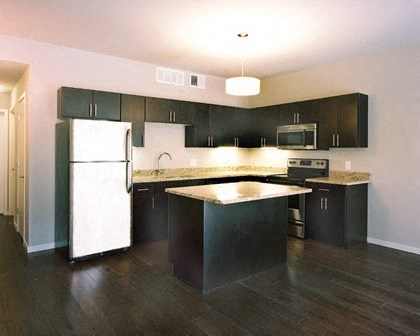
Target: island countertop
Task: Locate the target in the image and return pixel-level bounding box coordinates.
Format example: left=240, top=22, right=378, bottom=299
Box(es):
left=165, top=181, right=312, bottom=205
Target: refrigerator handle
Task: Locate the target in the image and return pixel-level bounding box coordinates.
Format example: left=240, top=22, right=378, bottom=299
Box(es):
left=126, top=128, right=132, bottom=162
left=126, top=162, right=132, bottom=193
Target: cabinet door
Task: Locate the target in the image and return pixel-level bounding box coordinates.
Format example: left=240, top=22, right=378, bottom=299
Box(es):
left=170, top=100, right=194, bottom=124
left=278, top=103, right=298, bottom=125
left=185, top=103, right=210, bottom=147
left=133, top=196, right=154, bottom=244
left=93, top=90, right=121, bottom=120
left=297, top=99, right=318, bottom=124
left=306, top=183, right=345, bottom=247
left=220, top=106, right=237, bottom=146
left=235, top=108, right=261, bottom=148
left=260, top=105, right=281, bottom=146
left=58, top=87, right=93, bottom=118
left=121, top=94, right=145, bottom=147
left=208, top=105, right=223, bottom=147
left=336, top=93, right=369, bottom=148
left=318, top=97, right=337, bottom=148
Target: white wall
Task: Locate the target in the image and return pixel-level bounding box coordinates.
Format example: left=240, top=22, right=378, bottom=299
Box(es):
left=0, top=34, right=247, bottom=251
left=0, top=93, right=10, bottom=109
left=248, top=44, right=420, bottom=254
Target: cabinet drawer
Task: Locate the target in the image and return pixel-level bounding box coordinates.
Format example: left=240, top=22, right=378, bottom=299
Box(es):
left=133, top=183, right=154, bottom=197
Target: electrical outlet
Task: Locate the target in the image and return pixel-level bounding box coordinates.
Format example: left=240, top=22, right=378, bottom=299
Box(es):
left=345, top=161, right=351, bottom=170
left=190, top=159, right=197, bottom=167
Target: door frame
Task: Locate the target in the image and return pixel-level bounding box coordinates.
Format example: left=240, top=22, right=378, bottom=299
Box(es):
left=7, top=106, right=16, bottom=217
left=16, top=92, right=27, bottom=244
left=0, top=109, right=8, bottom=215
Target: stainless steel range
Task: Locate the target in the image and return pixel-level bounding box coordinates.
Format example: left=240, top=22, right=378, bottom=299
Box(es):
left=266, top=158, right=329, bottom=238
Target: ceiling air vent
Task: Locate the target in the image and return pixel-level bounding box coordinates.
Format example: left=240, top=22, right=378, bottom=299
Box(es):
left=190, top=73, right=205, bottom=89
left=156, top=67, right=185, bottom=86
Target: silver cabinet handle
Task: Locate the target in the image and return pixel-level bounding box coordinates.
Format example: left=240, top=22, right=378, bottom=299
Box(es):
left=211, top=137, right=214, bottom=147
left=136, top=188, right=150, bottom=192
left=207, top=136, right=210, bottom=147
left=89, top=104, right=93, bottom=117
left=319, top=188, right=330, bottom=192
left=264, top=138, right=266, bottom=146
left=152, top=197, right=155, bottom=209
left=173, top=111, right=176, bottom=122
left=94, top=104, right=98, bottom=117
left=169, top=111, right=172, bottom=122
left=293, top=113, right=296, bottom=124
left=261, top=138, right=263, bottom=147
left=332, top=134, right=336, bottom=147
left=325, top=197, right=328, bottom=210
left=337, top=134, right=340, bottom=147
left=320, top=197, right=324, bottom=210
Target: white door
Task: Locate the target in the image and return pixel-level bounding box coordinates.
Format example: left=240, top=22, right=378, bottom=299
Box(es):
left=0, top=110, right=7, bottom=214
left=69, top=161, right=131, bottom=259
left=16, top=94, right=26, bottom=241
left=8, top=107, right=16, bottom=217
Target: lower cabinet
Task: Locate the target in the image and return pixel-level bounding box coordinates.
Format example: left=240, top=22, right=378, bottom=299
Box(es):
left=305, top=182, right=368, bottom=248
left=133, top=180, right=207, bottom=244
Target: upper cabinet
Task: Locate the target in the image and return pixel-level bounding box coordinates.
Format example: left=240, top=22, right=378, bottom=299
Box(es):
left=277, top=100, right=318, bottom=125
left=121, top=94, right=145, bottom=147
left=145, top=97, right=194, bottom=124
left=58, top=87, right=121, bottom=120
left=318, top=93, right=368, bottom=149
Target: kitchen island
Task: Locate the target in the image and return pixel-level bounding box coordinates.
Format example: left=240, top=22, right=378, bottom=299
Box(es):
left=166, top=182, right=312, bottom=293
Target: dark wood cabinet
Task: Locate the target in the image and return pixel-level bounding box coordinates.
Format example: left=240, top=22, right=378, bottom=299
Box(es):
left=184, top=103, right=213, bottom=147
left=121, top=94, right=145, bottom=147
left=133, top=179, right=208, bottom=244
left=58, top=87, right=121, bottom=120
left=318, top=93, right=368, bottom=149
left=305, top=182, right=368, bottom=248
left=145, top=97, right=194, bottom=124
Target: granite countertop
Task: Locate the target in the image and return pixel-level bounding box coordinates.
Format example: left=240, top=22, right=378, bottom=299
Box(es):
left=165, top=181, right=312, bottom=205
left=307, top=171, right=371, bottom=186
left=133, top=166, right=287, bottom=184
left=133, top=166, right=371, bottom=186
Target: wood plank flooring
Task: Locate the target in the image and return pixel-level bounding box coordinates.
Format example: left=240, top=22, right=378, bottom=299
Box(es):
left=0, top=214, right=419, bottom=335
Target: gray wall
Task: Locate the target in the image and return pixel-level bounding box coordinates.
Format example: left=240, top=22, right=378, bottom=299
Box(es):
left=249, top=44, right=420, bottom=254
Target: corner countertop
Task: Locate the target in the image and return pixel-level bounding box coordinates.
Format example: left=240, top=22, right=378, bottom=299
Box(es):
left=306, top=171, right=371, bottom=186
left=165, top=181, right=312, bottom=205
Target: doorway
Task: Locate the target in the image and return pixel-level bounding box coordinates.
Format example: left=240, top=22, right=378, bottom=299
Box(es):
left=16, top=93, right=26, bottom=242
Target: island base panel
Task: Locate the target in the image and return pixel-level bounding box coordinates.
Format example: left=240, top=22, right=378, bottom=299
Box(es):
left=169, top=195, right=288, bottom=293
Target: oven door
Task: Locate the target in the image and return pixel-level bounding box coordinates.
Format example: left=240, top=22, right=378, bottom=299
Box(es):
left=277, top=123, right=317, bottom=149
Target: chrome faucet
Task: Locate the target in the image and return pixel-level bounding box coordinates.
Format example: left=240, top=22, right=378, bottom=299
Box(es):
left=157, top=152, right=172, bottom=175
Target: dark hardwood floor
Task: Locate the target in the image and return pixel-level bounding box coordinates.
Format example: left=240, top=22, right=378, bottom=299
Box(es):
left=0, top=214, right=419, bottom=335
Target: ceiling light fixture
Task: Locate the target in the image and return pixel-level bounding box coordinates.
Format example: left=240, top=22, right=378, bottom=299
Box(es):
left=225, top=33, right=260, bottom=96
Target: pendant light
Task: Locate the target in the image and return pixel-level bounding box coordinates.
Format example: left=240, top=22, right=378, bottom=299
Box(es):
left=225, top=33, right=260, bottom=96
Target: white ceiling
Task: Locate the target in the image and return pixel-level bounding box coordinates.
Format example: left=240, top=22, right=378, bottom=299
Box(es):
left=1, top=0, right=420, bottom=93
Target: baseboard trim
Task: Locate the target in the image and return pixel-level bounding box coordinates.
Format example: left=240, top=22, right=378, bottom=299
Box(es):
left=367, top=237, right=420, bottom=255
left=26, top=240, right=68, bottom=253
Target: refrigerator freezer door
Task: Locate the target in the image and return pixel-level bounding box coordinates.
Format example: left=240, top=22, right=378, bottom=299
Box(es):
left=69, top=161, right=132, bottom=259
left=70, top=119, right=132, bottom=162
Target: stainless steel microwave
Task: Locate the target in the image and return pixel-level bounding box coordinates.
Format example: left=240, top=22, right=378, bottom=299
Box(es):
left=277, top=123, right=317, bottom=150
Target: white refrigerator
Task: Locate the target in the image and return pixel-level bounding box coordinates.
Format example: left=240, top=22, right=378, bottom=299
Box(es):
left=69, top=119, right=132, bottom=260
